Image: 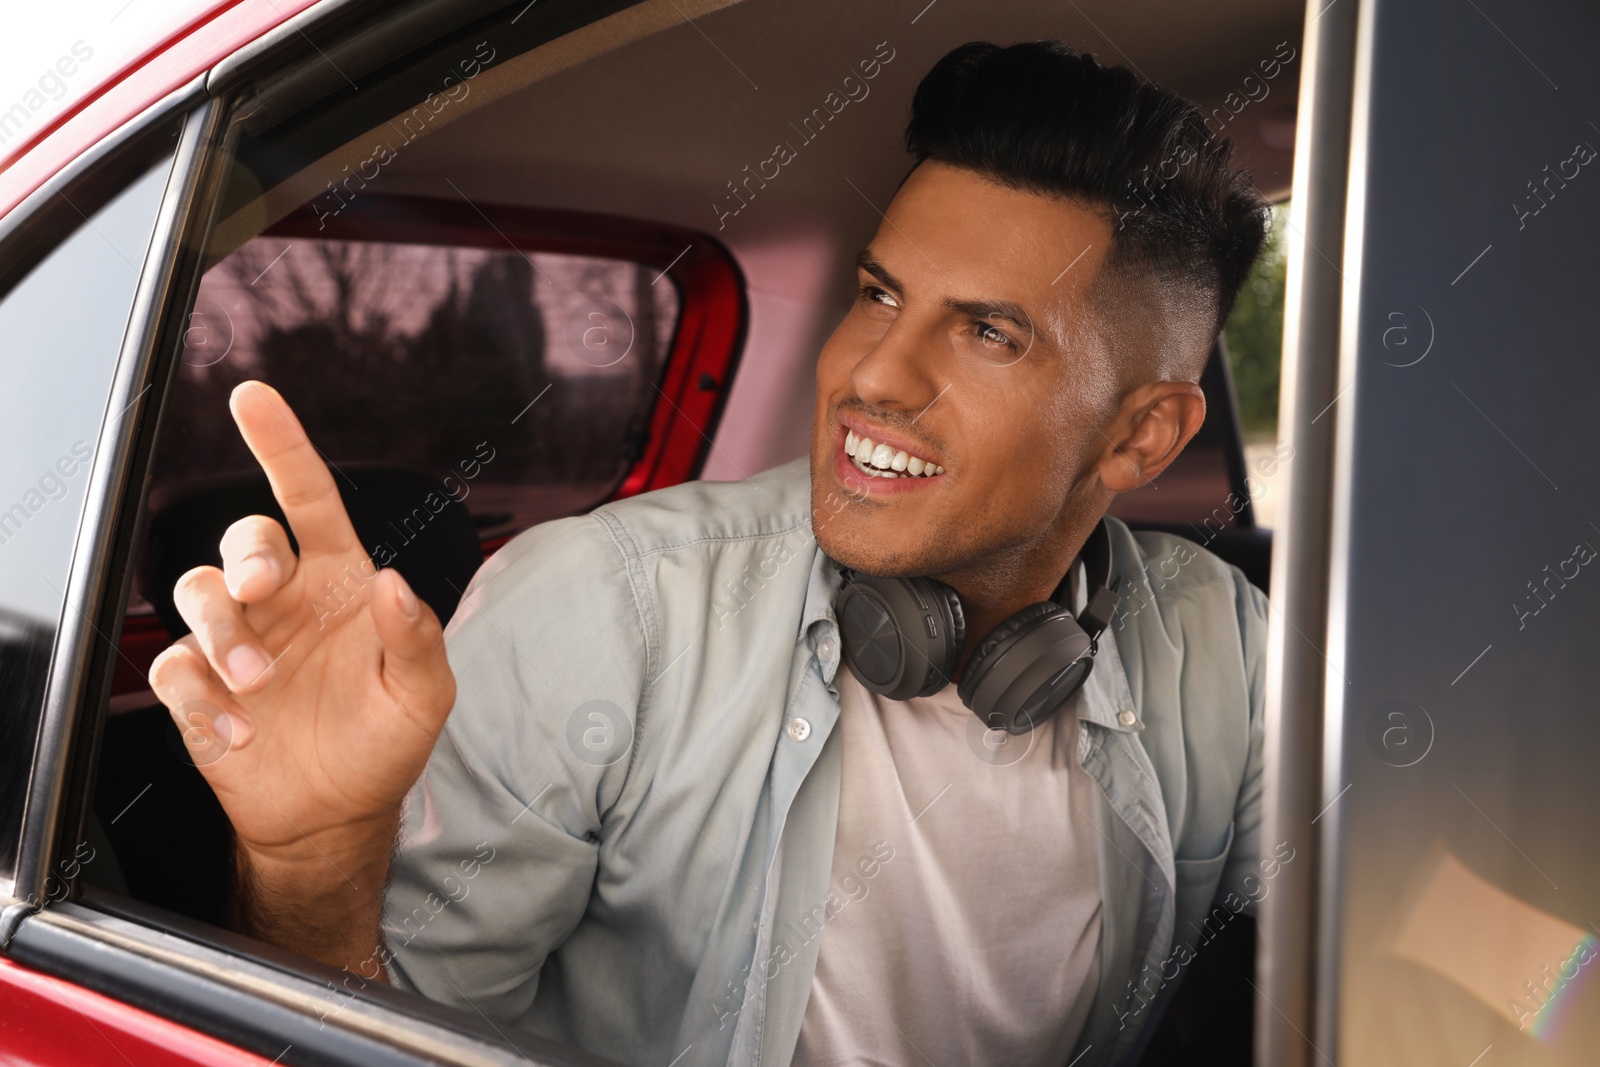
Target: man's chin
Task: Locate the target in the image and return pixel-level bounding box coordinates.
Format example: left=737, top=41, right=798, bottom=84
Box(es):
left=809, top=453, right=967, bottom=576
left=812, top=519, right=941, bottom=579
left=823, top=547, right=926, bottom=579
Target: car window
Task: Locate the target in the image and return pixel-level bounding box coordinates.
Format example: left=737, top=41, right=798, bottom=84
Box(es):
left=1224, top=200, right=1289, bottom=526
left=103, top=199, right=688, bottom=919
left=14, top=4, right=730, bottom=1065
left=77, top=14, right=731, bottom=1065
left=150, top=206, right=681, bottom=560
left=0, top=148, right=176, bottom=884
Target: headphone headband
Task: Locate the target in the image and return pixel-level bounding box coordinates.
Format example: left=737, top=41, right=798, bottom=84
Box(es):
left=1051, top=518, right=1122, bottom=647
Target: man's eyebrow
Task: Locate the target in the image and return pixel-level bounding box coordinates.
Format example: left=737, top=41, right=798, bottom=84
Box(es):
left=945, top=297, right=1036, bottom=335
left=854, top=250, right=904, bottom=294
left=855, top=251, right=1042, bottom=341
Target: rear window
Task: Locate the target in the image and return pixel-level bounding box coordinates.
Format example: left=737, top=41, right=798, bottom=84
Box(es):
left=150, top=209, right=681, bottom=554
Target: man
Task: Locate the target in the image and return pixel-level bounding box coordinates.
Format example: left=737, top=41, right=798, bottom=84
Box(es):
left=151, top=40, right=1271, bottom=1067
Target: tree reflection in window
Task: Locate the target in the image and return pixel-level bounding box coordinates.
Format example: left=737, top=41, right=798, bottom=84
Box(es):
left=153, top=237, right=679, bottom=540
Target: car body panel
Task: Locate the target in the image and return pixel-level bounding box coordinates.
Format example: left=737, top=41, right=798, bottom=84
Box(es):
left=0, top=953, right=281, bottom=1066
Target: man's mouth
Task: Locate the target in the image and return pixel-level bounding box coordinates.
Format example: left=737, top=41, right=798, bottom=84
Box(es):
left=844, top=428, right=945, bottom=479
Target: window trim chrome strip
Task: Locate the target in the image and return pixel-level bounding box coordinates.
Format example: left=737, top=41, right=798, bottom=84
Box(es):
left=1314, top=0, right=1379, bottom=1056
left=1255, top=0, right=1364, bottom=1065
left=6, top=76, right=213, bottom=909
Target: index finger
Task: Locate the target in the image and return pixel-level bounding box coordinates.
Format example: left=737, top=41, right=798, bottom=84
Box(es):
left=229, top=381, right=361, bottom=558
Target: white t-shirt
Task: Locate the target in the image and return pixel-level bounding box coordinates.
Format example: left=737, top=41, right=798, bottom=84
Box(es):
left=792, top=616, right=1104, bottom=1066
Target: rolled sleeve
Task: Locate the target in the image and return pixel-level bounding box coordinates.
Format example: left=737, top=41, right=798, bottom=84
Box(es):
left=384, top=511, right=650, bottom=1022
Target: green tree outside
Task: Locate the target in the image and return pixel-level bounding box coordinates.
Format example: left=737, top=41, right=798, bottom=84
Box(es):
left=1223, top=201, right=1289, bottom=439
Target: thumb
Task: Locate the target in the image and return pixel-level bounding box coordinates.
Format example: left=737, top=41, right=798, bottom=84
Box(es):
left=370, top=567, right=456, bottom=718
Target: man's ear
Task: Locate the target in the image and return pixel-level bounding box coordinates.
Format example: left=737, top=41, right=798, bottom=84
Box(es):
left=1096, top=381, right=1207, bottom=493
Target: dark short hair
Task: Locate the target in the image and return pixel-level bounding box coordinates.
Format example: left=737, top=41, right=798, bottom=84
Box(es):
left=905, top=40, right=1271, bottom=368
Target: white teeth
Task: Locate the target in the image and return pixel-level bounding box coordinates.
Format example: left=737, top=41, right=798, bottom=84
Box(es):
left=850, top=456, right=900, bottom=477
left=843, top=426, right=946, bottom=477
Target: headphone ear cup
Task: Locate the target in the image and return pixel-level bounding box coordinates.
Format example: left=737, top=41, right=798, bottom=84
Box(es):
left=956, top=602, right=1061, bottom=710
left=837, top=573, right=963, bottom=701
left=958, top=602, right=1096, bottom=734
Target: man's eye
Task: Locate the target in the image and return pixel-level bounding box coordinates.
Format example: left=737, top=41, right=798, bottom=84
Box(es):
left=976, top=322, right=1015, bottom=349
left=859, top=284, right=896, bottom=307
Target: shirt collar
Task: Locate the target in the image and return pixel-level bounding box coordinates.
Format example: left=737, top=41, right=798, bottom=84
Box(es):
left=1074, top=547, right=1142, bottom=733
left=798, top=544, right=843, bottom=645
left=1074, top=623, right=1143, bottom=733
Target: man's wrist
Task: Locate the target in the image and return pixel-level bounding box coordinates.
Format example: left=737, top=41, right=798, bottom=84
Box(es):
left=231, top=817, right=399, bottom=974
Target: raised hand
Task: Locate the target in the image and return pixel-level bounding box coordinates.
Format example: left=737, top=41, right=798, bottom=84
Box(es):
left=148, top=381, right=458, bottom=967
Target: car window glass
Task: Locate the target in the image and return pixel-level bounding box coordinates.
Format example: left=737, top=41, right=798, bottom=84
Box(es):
left=1107, top=199, right=1289, bottom=531
left=148, top=228, right=680, bottom=560
left=103, top=38, right=691, bottom=935
left=1225, top=200, right=1289, bottom=525
left=0, top=153, right=175, bottom=881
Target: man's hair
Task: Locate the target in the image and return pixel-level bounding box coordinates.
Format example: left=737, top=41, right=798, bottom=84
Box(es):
left=905, top=40, right=1271, bottom=380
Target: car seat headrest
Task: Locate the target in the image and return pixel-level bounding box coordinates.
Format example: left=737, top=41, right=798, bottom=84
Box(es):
left=140, top=463, right=484, bottom=640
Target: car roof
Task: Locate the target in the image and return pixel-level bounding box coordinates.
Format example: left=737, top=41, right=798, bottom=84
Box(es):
left=0, top=0, right=315, bottom=220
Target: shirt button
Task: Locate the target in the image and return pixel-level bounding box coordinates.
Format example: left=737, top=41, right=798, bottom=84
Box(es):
left=787, top=717, right=812, bottom=742
left=1117, top=709, right=1137, bottom=727
left=818, top=639, right=836, bottom=661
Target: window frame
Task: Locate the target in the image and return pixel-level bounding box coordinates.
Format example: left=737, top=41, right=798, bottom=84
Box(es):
left=216, top=189, right=747, bottom=518
left=0, top=74, right=206, bottom=916
left=0, top=86, right=189, bottom=904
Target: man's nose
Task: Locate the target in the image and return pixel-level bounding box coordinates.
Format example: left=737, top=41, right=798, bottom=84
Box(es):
left=849, top=314, right=945, bottom=416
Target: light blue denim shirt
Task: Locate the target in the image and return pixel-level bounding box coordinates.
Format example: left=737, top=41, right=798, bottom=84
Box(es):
left=386, top=456, right=1268, bottom=1067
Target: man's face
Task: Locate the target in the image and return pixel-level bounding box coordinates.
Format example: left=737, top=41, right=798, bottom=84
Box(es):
left=809, top=161, right=1120, bottom=579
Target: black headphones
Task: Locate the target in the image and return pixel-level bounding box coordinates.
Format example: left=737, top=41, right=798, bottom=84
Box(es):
left=833, top=519, right=1122, bottom=735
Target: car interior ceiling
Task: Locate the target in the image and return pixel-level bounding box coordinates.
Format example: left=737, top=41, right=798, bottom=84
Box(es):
left=83, top=0, right=1302, bottom=1059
